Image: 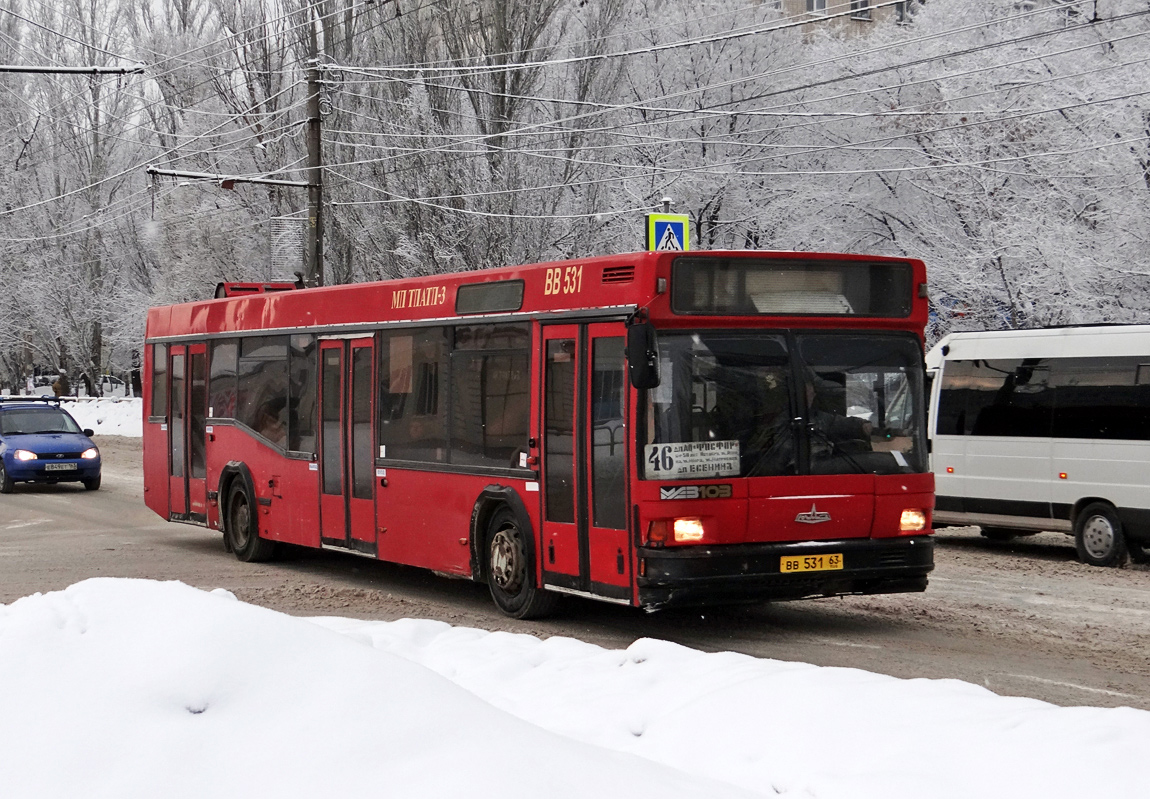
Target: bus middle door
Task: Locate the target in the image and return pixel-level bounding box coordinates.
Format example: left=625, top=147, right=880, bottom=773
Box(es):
left=540, top=323, right=631, bottom=601
left=318, top=336, right=377, bottom=551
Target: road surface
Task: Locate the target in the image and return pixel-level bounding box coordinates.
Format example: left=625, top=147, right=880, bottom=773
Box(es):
left=2, top=436, right=1147, bottom=710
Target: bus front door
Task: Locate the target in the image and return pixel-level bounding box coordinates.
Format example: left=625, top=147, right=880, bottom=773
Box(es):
left=318, top=337, right=377, bottom=551
left=167, top=343, right=208, bottom=523
left=540, top=323, right=632, bottom=601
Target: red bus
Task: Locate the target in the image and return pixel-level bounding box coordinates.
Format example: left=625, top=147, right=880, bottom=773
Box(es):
left=143, top=250, right=934, bottom=617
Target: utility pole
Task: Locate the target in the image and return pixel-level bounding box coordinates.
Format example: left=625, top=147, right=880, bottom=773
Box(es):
left=144, top=3, right=331, bottom=288
left=305, top=10, right=324, bottom=288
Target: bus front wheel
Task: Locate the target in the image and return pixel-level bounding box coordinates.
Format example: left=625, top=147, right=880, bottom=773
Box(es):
left=1074, top=503, right=1127, bottom=568
left=486, top=506, right=556, bottom=619
left=226, top=481, right=276, bottom=563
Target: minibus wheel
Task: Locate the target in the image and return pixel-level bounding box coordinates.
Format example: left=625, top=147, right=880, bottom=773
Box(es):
left=1074, top=503, right=1128, bottom=567
left=226, top=481, right=277, bottom=563
left=486, top=506, right=557, bottom=619
left=1128, top=541, right=1150, bottom=564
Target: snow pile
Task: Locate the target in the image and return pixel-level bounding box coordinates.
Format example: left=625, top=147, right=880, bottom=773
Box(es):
left=2, top=579, right=1148, bottom=799
left=61, top=397, right=143, bottom=437
left=0, top=580, right=736, bottom=799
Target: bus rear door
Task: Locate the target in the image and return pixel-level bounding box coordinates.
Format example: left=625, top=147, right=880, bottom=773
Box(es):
left=540, top=323, right=631, bottom=601
left=167, top=343, right=207, bottom=522
left=318, top=336, right=377, bottom=550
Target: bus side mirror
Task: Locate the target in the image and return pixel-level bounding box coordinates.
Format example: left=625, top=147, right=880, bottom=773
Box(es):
left=626, top=322, right=660, bottom=389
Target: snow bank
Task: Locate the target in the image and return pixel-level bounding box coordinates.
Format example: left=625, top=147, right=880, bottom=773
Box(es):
left=0, top=579, right=746, bottom=799
left=2, top=579, right=1147, bottom=799
left=61, top=397, right=142, bottom=437
left=317, top=615, right=1150, bottom=799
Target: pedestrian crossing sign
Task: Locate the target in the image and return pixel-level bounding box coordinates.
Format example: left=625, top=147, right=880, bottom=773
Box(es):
left=646, top=213, right=690, bottom=252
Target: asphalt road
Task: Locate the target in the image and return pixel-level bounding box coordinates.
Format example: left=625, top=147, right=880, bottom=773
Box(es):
left=3, top=436, right=1148, bottom=710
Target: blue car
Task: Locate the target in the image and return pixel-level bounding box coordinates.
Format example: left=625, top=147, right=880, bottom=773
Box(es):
left=0, top=398, right=101, bottom=492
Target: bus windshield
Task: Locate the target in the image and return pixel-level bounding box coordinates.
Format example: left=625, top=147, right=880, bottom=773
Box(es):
left=644, top=331, right=925, bottom=479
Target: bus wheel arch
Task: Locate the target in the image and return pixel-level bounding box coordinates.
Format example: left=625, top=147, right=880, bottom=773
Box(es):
left=471, top=487, right=556, bottom=619
left=219, top=462, right=276, bottom=563
left=1073, top=501, right=1128, bottom=567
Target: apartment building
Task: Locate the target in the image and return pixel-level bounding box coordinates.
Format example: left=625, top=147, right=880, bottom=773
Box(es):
left=774, top=0, right=920, bottom=30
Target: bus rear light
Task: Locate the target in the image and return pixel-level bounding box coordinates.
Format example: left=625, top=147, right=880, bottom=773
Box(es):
left=673, top=517, right=705, bottom=543
left=900, top=509, right=927, bottom=532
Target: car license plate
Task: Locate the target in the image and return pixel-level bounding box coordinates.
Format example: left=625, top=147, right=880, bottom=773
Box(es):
left=44, top=463, right=76, bottom=472
left=780, top=553, right=843, bottom=573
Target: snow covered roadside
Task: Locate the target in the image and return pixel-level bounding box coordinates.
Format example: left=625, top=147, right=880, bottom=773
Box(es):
left=61, top=397, right=143, bottom=437
left=1, top=580, right=1146, bottom=799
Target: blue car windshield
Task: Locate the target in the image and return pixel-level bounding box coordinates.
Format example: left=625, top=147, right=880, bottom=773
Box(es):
left=0, top=408, right=82, bottom=435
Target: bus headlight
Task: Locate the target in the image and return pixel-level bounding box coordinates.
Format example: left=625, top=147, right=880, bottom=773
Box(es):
left=900, top=509, right=927, bottom=532
left=646, top=518, right=707, bottom=545
left=673, top=517, right=705, bottom=543
left=14, top=450, right=37, bottom=461
left=81, top=448, right=99, bottom=459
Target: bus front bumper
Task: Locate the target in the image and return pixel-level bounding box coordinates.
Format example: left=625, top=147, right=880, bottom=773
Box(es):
left=636, top=536, right=934, bottom=610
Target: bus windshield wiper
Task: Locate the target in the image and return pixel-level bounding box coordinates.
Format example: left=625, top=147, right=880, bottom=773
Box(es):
left=808, top=424, right=871, bottom=474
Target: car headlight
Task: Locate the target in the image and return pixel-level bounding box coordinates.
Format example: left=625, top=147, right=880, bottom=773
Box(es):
left=13, top=449, right=37, bottom=461
left=81, top=448, right=99, bottom=460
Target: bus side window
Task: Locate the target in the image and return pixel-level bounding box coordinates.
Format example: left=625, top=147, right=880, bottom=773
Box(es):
left=289, top=335, right=317, bottom=453
left=209, top=339, right=237, bottom=419
left=150, top=344, right=168, bottom=419
left=451, top=323, right=530, bottom=468
left=379, top=327, right=449, bottom=463
left=236, top=336, right=289, bottom=444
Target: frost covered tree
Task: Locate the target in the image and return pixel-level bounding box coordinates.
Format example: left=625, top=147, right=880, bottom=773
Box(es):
left=4, top=0, right=1150, bottom=387
left=758, top=0, right=1150, bottom=336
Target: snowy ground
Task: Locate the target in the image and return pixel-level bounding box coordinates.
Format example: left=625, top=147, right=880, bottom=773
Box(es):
left=0, top=579, right=1146, bottom=799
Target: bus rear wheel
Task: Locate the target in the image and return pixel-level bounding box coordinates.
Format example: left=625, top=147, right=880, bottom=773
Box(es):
left=486, top=506, right=556, bottom=619
left=1074, top=503, right=1127, bottom=567
left=226, top=481, right=276, bottom=563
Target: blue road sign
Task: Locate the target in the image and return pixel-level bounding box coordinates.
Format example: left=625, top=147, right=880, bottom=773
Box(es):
left=646, top=213, right=690, bottom=251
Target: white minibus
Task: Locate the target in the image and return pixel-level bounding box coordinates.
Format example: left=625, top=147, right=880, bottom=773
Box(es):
left=927, top=325, right=1150, bottom=566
